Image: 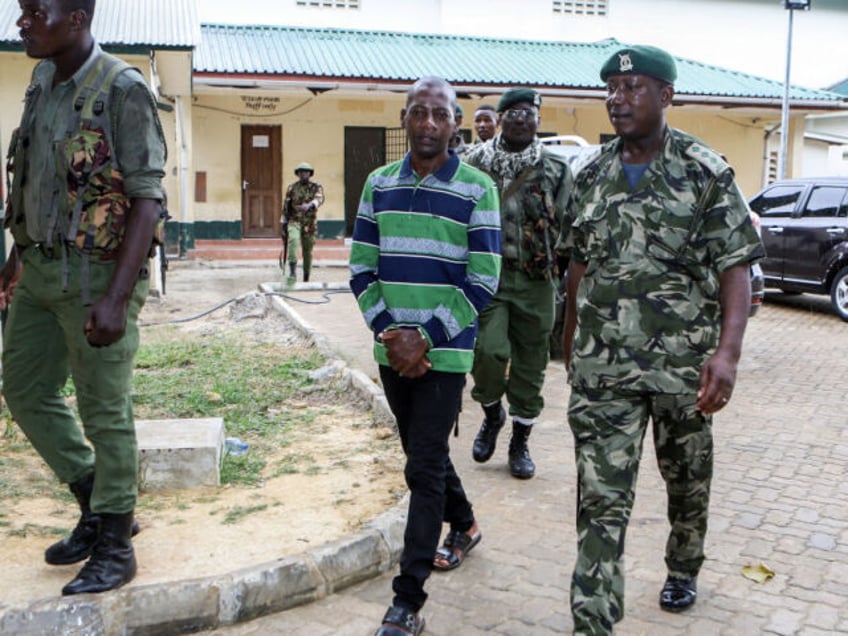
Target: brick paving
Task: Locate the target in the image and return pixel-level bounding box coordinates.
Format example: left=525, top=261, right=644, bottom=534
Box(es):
left=211, top=269, right=848, bottom=635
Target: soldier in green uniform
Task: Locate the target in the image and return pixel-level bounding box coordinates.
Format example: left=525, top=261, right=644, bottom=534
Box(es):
left=450, top=104, right=469, bottom=155
left=464, top=88, right=574, bottom=479
left=561, top=46, right=764, bottom=634
left=282, top=163, right=324, bottom=282
left=0, top=0, right=166, bottom=596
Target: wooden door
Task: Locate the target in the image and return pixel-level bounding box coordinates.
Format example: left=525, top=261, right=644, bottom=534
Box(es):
left=241, top=125, right=281, bottom=238
left=344, top=127, right=387, bottom=237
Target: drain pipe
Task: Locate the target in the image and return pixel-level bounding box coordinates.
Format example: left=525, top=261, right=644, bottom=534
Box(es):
left=174, top=95, right=190, bottom=259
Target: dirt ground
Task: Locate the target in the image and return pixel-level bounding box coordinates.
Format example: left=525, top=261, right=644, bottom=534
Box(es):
left=0, top=260, right=406, bottom=607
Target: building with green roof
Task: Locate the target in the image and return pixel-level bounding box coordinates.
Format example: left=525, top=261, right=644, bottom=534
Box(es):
left=1, top=4, right=846, bottom=251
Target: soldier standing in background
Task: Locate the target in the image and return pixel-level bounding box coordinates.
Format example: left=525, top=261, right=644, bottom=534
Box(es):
left=449, top=104, right=469, bottom=155
left=282, top=162, right=324, bottom=283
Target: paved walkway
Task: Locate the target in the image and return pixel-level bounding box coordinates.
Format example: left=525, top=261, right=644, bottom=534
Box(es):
left=207, top=266, right=848, bottom=635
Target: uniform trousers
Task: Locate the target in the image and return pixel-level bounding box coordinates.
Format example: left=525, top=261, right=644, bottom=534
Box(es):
left=470, top=267, right=555, bottom=418
left=286, top=223, right=316, bottom=278
left=379, top=366, right=474, bottom=613
left=2, top=247, right=148, bottom=514
left=567, top=388, right=713, bottom=635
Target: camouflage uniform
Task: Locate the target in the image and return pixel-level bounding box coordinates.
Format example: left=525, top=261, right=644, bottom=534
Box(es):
left=563, top=128, right=763, bottom=634
left=464, top=140, right=573, bottom=418
left=283, top=179, right=324, bottom=280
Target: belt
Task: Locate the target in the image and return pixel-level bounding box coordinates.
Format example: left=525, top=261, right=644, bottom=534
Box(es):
left=34, top=242, right=64, bottom=259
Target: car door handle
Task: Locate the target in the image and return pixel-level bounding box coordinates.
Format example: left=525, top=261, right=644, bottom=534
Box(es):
left=826, top=227, right=845, bottom=235
left=768, top=227, right=784, bottom=234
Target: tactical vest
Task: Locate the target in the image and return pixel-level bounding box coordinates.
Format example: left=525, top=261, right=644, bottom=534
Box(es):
left=4, top=52, right=167, bottom=304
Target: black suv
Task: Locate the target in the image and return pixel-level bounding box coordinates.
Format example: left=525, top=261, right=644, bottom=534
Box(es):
left=749, top=178, right=848, bottom=321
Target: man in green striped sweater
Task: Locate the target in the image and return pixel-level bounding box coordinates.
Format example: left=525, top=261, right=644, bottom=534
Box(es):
left=350, top=76, right=501, bottom=636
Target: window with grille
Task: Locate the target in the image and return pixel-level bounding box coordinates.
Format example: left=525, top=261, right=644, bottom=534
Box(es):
left=296, top=0, right=360, bottom=8
left=385, top=128, right=408, bottom=164
left=553, top=0, right=608, bottom=16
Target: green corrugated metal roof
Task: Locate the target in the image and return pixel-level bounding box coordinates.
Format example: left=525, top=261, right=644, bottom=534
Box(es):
left=195, top=24, right=844, bottom=105
left=829, top=79, right=848, bottom=96
left=0, top=0, right=200, bottom=50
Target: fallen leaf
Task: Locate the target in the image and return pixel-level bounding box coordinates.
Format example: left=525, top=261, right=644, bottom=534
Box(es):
left=741, top=562, right=775, bottom=583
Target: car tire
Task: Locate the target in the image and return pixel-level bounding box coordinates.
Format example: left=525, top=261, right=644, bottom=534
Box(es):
left=830, top=266, right=848, bottom=322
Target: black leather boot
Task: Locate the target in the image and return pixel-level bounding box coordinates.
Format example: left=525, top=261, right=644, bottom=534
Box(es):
left=288, top=262, right=296, bottom=279
left=659, top=575, right=697, bottom=612
left=62, top=512, right=138, bottom=595
left=45, top=473, right=140, bottom=566
left=472, top=401, right=506, bottom=463
left=508, top=421, right=536, bottom=479
left=45, top=472, right=99, bottom=565
left=303, top=268, right=310, bottom=283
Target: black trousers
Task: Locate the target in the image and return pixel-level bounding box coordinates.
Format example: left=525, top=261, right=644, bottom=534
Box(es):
left=380, top=366, right=475, bottom=613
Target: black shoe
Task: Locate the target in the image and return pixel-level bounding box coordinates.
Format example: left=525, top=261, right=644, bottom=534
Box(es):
left=374, top=605, right=425, bottom=635
left=62, top=512, right=138, bottom=596
left=659, top=575, right=697, bottom=612
left=508, top=421, right=535, bottom=479
left=45, top=474, right=140, bottom=566
left=472, top=402, right=505, bottom=463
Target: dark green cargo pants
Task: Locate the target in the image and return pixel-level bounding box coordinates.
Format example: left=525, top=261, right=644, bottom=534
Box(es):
left=470, top=268, right=555, bottom=419
left=2, top=247, right=148, bottom=513
left=567, top=388, right=713, bottom=635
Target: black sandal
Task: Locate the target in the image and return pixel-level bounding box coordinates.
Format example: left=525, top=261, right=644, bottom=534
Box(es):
left=433, top=527, right=481, bottom=571
left=374, top=605, right=425, bottom=636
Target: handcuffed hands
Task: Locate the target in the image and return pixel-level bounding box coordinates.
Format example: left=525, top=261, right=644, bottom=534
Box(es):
left=380, top=328, right=431, bottom=378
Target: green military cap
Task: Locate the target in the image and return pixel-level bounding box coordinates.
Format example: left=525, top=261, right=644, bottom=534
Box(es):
left=455, top=104, right=464, bottom=117
left=600, top=45, right=677, bottom=85
left=497, top=87, right=542, bottom=113
left=294, top=162, right=314, bottom=175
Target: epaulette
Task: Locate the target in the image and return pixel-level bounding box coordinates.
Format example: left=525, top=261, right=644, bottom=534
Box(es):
left=574, top=141, right=615, bottom=188
left=569, top=144, right=604, bottom=179
left=684, top=140, right=730, bottom=177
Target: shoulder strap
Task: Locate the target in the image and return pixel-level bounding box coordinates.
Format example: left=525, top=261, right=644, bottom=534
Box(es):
left=501, top=166, right=534, bottom=204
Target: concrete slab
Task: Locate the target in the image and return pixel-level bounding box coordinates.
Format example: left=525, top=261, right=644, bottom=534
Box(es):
left=136, top=417, right=225, bottom=491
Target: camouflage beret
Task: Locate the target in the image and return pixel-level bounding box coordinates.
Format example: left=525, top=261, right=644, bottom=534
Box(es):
left=497, top=87, right=541, bottom=113
left=600, top=45, right=677, bottom=85
left=294, top=162, right=314, bottom=175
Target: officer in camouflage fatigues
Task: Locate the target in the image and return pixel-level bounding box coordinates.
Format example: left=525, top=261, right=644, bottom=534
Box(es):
left=283, top=162, right=324, bottom=282
left=464, top=88, right=574, bottom=479
left=560, top=46, right=764, bottom=634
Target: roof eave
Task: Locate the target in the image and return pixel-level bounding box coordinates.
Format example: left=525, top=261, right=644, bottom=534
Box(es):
left=193, top=74, right=848, bottom=111
left=0, top=42, right=193, bottom=53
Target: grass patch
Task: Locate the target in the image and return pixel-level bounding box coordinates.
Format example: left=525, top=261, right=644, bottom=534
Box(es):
left=222, top=504, right=269, bottom=525
left=0, top=325, right=335, bottom=503
left=132, top=330, right=327, bottom=486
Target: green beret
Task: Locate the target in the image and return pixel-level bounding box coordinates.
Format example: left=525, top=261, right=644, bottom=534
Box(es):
left=455, top=104, right=464, bottom=117
left=599, top=45, right=677, bottom=85
left=497, top=88, right=541, bottom=113
left=294, top=162, right=314, bottom=175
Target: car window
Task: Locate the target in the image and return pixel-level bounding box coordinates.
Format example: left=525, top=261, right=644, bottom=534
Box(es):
left=749, top=185, right=805, bottom=217
left=802, top=186, right=848, bottom=219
